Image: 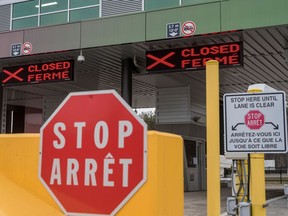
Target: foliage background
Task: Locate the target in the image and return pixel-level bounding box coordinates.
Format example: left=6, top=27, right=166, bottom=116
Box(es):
left=138, top=111, right=156, bottom=130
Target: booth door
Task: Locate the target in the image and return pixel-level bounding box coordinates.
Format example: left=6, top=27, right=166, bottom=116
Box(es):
left=184, top=140, right=206, bottom=191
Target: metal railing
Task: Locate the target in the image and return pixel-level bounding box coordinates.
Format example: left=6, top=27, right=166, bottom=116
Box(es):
left=265, top=167, right=288, bottom=184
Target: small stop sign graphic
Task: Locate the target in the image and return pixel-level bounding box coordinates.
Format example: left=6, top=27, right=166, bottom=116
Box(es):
left=245, top=110, right=265, bottom=130
left=39, top=90, right=147, bottom=216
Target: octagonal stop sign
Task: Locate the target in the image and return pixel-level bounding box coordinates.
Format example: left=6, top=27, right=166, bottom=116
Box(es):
left=39, top=90, right=147, bottom=216
left=245, top=110, right=265, bottom=130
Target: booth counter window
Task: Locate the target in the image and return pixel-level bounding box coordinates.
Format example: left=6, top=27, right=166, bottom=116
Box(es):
left=11, top=0, right=100, bottom=30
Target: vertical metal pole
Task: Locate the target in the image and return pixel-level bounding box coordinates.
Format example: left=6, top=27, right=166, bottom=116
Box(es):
left=206, top=60, right=220, bottom=216
left=280, top=167, right=283, bottom=184
left=121, top=58, right=133, bottom=106
left=247, top=88, right=266, bottom=216
left=250, top=154, right=266, bottom=215
left=235, top=160, right=249, bottom=204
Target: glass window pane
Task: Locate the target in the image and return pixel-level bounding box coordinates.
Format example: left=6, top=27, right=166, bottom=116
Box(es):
left=70, top=7, right=99, bottom=22
left=70, top=0, right=99, bottom=8
left=145, top=0, right=179, bottom=11
left=40, top=0, right=68, bottom=13
left=40, top=12, right=67, bottom=26
left=12, top=16, right=38, bottom=30
left=13, top=0, right=39, bottom=18
left=184, top=141, right=197, bottom=168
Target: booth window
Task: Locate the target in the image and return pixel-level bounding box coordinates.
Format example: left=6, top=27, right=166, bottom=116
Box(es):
left=184, top=140, right=197, bottom=168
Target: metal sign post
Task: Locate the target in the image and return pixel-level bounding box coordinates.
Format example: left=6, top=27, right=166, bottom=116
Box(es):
left=224, top=84, right=287, bottom=216
left=206, top=60, right=220, bottom=216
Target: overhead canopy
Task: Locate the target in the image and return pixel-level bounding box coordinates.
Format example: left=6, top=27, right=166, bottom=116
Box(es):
left=1, top=26, right=288, bottom=111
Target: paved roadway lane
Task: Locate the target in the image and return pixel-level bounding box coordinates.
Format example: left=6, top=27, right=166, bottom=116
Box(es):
left=184, top=186, right=287, bottom=216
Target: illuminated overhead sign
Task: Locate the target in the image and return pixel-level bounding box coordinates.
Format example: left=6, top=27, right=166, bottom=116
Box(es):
left=146, top=42, right=242, bottom=73
left=2, top=60, right=74, bottom=86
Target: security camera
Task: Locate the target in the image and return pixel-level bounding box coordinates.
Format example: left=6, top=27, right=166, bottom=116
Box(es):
left=77, top=50, right=85, bottom=63
left=77, top=54, right=85, bottom=63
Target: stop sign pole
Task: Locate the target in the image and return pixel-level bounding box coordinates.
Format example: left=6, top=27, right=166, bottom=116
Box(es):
left=39, top=90, right=147, bottom=216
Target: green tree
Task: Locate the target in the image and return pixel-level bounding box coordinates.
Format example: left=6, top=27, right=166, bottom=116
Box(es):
left=138, top=111, right=156, bottom=130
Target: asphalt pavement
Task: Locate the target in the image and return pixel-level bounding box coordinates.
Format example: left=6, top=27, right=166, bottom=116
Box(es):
left=184, top=184, right=287, bottom=216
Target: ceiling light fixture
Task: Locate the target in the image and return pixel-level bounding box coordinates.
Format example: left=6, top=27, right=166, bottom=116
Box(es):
left=35, top=1, right=58, bottom=8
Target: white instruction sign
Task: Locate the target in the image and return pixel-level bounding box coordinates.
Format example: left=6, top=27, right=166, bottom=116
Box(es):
left=224, top=92, right=287, bottom=153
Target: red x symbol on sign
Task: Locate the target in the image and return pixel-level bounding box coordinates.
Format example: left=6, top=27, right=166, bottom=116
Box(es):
left=3, top=68, right=24, bottom=83
left=146, top=52, right=175, bottom=70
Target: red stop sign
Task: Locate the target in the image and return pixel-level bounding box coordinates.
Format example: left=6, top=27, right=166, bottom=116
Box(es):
left=39, top=90, right=147, bottom=216
left=245, top=110, right=265, bottom=130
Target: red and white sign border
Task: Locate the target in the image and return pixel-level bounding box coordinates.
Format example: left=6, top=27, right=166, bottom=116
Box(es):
left=22, top=41, right=33, bottom=55
left=39, top=90, right=148, bottom=216
left=181, top=20, right=197, bottom=36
